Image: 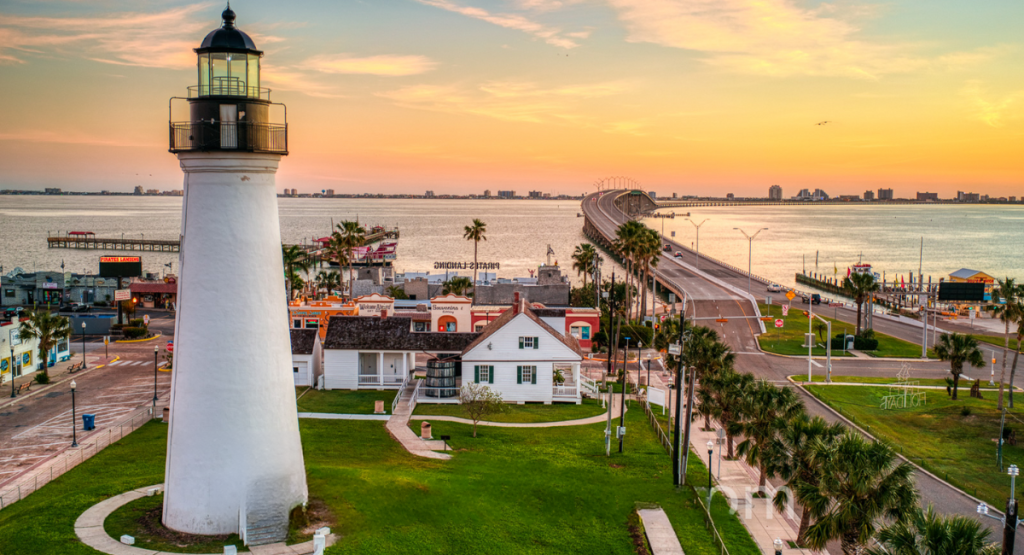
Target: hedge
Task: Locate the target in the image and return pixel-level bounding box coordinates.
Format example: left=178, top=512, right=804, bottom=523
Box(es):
left=122, top=326, right=149, bottom=339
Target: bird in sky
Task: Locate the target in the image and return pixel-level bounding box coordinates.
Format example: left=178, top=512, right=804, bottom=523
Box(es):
left=816, top=121, right=831, bottom=126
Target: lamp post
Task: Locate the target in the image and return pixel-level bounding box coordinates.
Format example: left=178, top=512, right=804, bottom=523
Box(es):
left=674, top=331, right=692, bottom=487
left=706, top=440, right=714, bottom=491
left=619, top=337, right=631, bottom=454
left=153, top=344, right=159, bottom=416
left=687, top=219, right=708, bottom=270
left=734, top=227, right=768, bottom=293
left=70, top=379, right=78, bottom=448
left=773, top=538, right=784, bottom=555
left=80, top=322, right=87, bottom=369
left=646, top=353, right=651, bottom=393
left=977, top=464, right=1021, bottom=555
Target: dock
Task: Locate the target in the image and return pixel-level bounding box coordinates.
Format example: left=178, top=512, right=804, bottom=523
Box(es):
left=47, top=236, right=180, bottom=252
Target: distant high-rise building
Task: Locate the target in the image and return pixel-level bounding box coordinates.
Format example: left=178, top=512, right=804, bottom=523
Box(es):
left=497, top=190, right=515, bottom=199
left=325, top=189, right=334, bottom=196
left=648, top=191, right=657, bottom=199
left=726, top=193, right=735, bottom=200
left=877, top=188, right=894, bottom=200
left=528, top=191, right=542, bottom=199
left=672, top=192, right=678, bottom=199
left=44, top=188, right=62, bottom=194
left=483, top=189, right=491, bottom=198
left=768, top=185, right=782, bottom=201
left=1010, top=196, right=1018, bottom=202
left=794, top=188, right=811, bottom=200
left=813, top=189, right=829, bottom=200
left=863, top=190, right=875, bottom=201
left=916, top=192, right=939, bottom=201
left=134, top=186, right=144, bottom=195
left=957, top=191, right=980, bottom=202
left=425, top=190, right=435, bottom=198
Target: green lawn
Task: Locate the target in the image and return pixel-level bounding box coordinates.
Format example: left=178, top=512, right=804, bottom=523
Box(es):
left=973, top=334, right=1022, bottom=352
left=297, top=389, right=398, bottom=415
left=758, top=304, right=934, bottom=358
left=412, top=398, right=606, bottom=423
left=0, top=409, right=759, bottom=555
left=105, top=495, right=247, bottom=553
left=805, top=384, right=1024, bottom=507
left=792, top=375, right=1017, bottom=390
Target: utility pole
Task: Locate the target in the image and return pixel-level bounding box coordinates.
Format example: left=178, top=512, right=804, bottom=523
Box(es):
left=688, top=219, right=708, bottom=270
left=674, top=329, right=692, bottom=487
left=619, top=338, right=631, bottom=453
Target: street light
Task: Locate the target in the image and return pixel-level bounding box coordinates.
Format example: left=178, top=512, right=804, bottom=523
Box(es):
left=687, top=219, right=708, bottom=270
left=977, top=464, right=1022, bottom=554
left=80, top=322, right=87, bottom=369
left=706, top=440, right=714, bottom=493
left=153, top=344, right=159, bottom=417
left=70, top=380, right=78, bottom=448
left=773, top=538, right=784, bottom=555
left=734, top=227, right=768, bottom=294
left=619, top=338, right=633, bottom=454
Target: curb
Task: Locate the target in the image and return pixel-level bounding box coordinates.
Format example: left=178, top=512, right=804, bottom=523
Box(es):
left=0, top=356, right=119, bottom=410
left=792, top=380, right=1002, bottom=519
left=114, top=333, right=162, bottom=344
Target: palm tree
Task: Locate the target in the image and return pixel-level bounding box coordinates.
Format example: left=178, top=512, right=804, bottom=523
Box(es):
left=442, top=276, right=473, bottom=296
left=934, top=333, right=985, bottom=400
left=735, top=380, right=805, bottom=489
left=654, top=315, right=686, bottom=368
left=386, top=285, right=408, bottom=300
left=463, top=219, right=487, bottom=288
left=281, top=245, right=311, bottom=300
left=993, top=278, right=1021, bottom=409
left=1009, top=300, right=1024, bottom=408
left=615, top=221, right=644, bottom=320
left=842, top=272, right=880, bottom=335
left=18, top=310, right=72, bottom=384
left=800, top=432, right=918, bottom=554
left=685, top=327, right=736, bottom=430
left=770, top=414, right=845, bottom=545
left=334, top=221, right=366, bottom=295
left=314, top=270, right=341, bottom=299
left=866, top=505, right=999, bottom=555
left=572, top=243, right=598, bottom=289
left=702, top=367, right=753, bottom=459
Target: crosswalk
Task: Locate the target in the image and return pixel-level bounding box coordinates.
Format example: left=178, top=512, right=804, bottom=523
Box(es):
left=106, top=359, right=159, bottom=367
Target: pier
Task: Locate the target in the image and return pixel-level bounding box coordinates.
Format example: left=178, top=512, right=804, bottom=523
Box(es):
left=47, top=236, right=180, bottom=252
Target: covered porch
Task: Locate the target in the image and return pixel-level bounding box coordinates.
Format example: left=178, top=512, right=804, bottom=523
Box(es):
left=357, top=351, right=415, bottom=389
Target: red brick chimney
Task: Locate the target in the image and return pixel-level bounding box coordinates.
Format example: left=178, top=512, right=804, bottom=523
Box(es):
left=512, top=292, right=520, bottom=314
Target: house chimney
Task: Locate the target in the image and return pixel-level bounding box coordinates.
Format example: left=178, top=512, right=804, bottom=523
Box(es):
left=512, top=292, right=520, bottom=314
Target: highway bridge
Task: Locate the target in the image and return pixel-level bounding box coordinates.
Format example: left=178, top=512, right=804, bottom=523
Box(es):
left=581, top=189, right=1020, bottom=551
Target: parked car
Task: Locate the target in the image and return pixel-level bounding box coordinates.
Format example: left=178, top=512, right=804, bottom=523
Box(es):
left=3, top=306, right=25, bottom=318
left=674, top=251, right=683, bottom=258
left=70, top=302, right=91, bottom=313
left=801, top=293, right=822, bottom=305
left=766, top=283, right=782, bottom=293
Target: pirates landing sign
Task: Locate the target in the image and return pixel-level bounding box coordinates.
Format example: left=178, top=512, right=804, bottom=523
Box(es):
left=433, top=261, right=500, bottom=270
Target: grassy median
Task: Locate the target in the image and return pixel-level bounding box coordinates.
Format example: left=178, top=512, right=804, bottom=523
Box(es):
left=758, top=304, right=934, bottom=358
left=806, top=384, right=1024, bottom=507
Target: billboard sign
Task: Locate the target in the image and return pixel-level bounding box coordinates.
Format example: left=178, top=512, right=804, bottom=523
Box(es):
left=114, top=289, right=131, bottom=302
left=938, top=282, right=985, bottom=302
left=648, top=387, right=667, bottom=408
left=99, top=256, right=142, bottom=278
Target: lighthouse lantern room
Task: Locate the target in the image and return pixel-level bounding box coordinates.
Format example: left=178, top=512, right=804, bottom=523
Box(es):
left=169, top=4, right=287, bottom=154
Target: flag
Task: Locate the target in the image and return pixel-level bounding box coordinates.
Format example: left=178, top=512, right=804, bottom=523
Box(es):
left=834, top=262, right=838, bottom=275
left=901, top=275, right=905, bottom=288
left=847, top=267, right=851, bottom=277
left=60, top=259, right=65, bottom=271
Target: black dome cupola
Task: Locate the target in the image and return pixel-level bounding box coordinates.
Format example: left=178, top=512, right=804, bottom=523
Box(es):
left=169, top=5, right=287, bottom=155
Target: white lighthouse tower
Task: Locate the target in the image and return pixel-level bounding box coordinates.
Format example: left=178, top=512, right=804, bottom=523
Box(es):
left=163, top=5, right=306, bottom=544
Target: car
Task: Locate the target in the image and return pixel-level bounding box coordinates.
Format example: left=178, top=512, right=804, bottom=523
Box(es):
left=766, top=283, right=782, bottom=293
left=70, top=302, right=91, bottom=313
left=3, top=306, right=24, bottom=318
left=674, top=251, right=683, bottom=258
left=663, top=244, right=672, bottom=252
left=801, top=293, right=822, bottom=305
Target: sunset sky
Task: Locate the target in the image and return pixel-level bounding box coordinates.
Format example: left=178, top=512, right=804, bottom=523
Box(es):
left=0, top=0, right=1021, bottom=197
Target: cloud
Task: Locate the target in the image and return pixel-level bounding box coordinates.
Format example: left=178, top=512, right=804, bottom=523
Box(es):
left=961, top=81, right=1022, bottom=127
left=603, top=0, right=988, bottom=79
left=302, top=54, right=438, bottom=76
left=0, top=130, right=159, bottom=148
left=377, top=79, right=631, bottom=126
left=415, top=0, right=583, bottom=49
left=261, top=66, right=348, bottom=99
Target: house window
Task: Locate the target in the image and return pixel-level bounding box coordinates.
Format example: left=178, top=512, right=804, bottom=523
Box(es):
left=4, top=289, right=14, bottom=298
left=519, top=336, right=538, bottom=349
left=292, top=318, right=302, bottom=328
left=581, top=326, right=590, bottom=340
left=475, top=323, right=486, bottom=332
left=305, top=319, right=319, bottom=329
left=518, top=365, right=536, bottom=384
left=414, top=321, right=429, bottom=332
left=293, top=366, right=300, bottom=373
left=475, top=365, right=493, bottom=384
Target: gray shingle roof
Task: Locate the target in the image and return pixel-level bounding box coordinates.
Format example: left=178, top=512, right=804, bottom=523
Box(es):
left=323, top=316, right=480, bottom=352
left=290, top=329, right=318, bottom=355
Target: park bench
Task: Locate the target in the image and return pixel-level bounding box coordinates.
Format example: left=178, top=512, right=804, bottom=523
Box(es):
left=68, top=362, right=84, bottom=374
left=16, top=382, right=31, bottom=395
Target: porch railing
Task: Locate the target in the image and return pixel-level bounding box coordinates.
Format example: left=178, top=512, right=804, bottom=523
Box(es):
left=552, top=385, right=578, bottom=397
left=358, top=375, right=380, bottom=385
left=580, top=375, right=599, bottom=397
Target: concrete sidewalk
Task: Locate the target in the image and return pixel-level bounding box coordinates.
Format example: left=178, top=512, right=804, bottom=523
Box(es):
left=408, top=394, right=619, bottom=428
left=0, top=354, right=118, bottom=410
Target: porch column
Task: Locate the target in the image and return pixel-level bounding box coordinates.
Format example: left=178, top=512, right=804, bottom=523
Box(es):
left=401, top=351, right=408, bottom=379
left=574, top=363, right=581, bottom=404
left=378, top=351, right=384, bottom=390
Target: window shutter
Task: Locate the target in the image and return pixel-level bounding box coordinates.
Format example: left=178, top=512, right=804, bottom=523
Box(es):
left=517, top=366, right=522, bottom=384
left=519, top=337, right=524, bottom=349
left=489, top=366, right=494, bottom=384
left=474, top=365, right=480, bottom=383
left=531, top=367, right=537, bottom=384
left=534, top=337, right=539, bottom=349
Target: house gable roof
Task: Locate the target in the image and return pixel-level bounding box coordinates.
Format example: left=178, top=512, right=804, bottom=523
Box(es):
left=324, top=316, right=480, bottom=352
left=950, top=268, right=991, bottom=280
left=290, top=329, right=318, bottom=355
left=461, top=306, right=582, bottom=357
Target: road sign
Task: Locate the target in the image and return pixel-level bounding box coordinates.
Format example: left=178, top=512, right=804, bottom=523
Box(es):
left=782, top=305, right=790, bottom=316
left=668, top=293, right=676, bottom=304
left=766, top=296, right=772, bottom=305
left=143, top=314, right=150, bottom=325
left=775, top=319, right=784, bottom=328
left=668, top=343, right=681, bottom=355
left=785, top=290, right=796, bottom=301
left=829, top=302, right=843, bottom=307
left=114, top=289, right=131, bottom=302
left=660, top=314, right=666, bottom=321
left=103, top=336, right=109, bottom=345
left=671, top=231, right=676, bottom=237
left=715, top=318, right=729, bottom=323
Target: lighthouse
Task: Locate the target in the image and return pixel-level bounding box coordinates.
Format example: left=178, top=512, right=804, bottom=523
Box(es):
left=164, top=5, right=306, bottom=543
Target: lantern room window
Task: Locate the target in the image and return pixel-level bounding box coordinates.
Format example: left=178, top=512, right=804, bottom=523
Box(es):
left=197, top=52, right=258, bottom=97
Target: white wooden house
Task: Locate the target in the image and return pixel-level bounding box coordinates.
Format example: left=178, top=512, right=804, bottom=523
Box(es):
left=290, top=329, right=322, bottom=387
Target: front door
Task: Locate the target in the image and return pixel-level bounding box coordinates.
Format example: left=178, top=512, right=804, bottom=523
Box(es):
left=219, top=104, right=237, bottom=149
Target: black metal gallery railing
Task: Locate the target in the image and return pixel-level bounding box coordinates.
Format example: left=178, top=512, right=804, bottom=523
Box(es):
left=169, top=121, right=287, bottom=154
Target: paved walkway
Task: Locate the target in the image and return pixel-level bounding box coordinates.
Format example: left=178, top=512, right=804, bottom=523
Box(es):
left=75, top=484, right=337, bottom=555
left=0, top=354, right=118, bottom=410
left=638, top=508, right=685, bottom=555
left=298, top=412, right=390, bottom=421
left=407, top=394, right=620, bottom=428
left=386, top=386, right=452, bottom=460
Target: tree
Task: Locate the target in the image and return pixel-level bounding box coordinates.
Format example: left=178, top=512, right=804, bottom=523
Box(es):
left=735, top=380, right=805, bottom=489
left=815, top=321, right=827, bottom=342
left=314, top=270, right=341, bottom=299
left=614, top=220, right=645, bottom=320
left=842, top=272, right=880, bottom=335
left=334, top=221, right=366, bottom=295
left=934, top=333, right=985, bottom=400
left=993, top=278, right=1022, bottom=409
left=570, top=282, right=596, bottom=308
left=442, top=276, right=473, bottom=296
left=463, top=219, right=487, bottom=287
left=1009, top=299, right=1024, bottom=408
left=800, top=432, right=918, bottom=554
left=386, top=285, right=409, bottom=300
left=702, top=367, right=753, bottom=459
left=684, top=326, right=735, bottom=430
left=459, top=383, right=509, bottom=437
left=770, top=414, right=845, bottom=545
left=654, top=316, right=686, bottom=368
left=281, top=245, right=311, bottom=300
left=572, top=243, right=597, bottom=290
left=18, top=310, right=72, bottom=384
left=866, top=505, right=999, bottom=555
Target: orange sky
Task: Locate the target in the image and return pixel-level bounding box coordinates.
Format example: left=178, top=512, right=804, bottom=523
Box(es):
left=1, top=1, right=1022, bottom=197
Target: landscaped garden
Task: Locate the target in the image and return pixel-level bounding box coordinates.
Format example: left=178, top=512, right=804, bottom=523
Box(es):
left=0, top=410, right=759, bottom=555
left=757, top=303, right=934, bottom=358
left=805, top=384, right=1024, bottom=507
left=412, top=398, right=607, bottom=423
left=296, top=388, right=397, bottom=414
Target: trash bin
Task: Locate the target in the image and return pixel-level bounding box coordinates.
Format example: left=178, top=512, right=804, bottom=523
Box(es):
left=83, top=414, right=96, bottom=431
left=420, top=421, right=432, bottom=440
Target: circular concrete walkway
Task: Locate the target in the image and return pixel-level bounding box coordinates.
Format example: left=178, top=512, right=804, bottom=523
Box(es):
left=74, top=484, right=335, bottom=555
left=408, top=394, right=627, bottom=428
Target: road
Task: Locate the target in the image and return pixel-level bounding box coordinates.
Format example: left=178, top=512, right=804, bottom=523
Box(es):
left=583, top=190, right=1021, bottom=550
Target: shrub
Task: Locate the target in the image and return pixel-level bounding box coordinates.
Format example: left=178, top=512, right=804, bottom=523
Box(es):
left=129, top=318, right=146, bottom=327
left=961, top=406, right=972, bottom=417
left=35, top=373, right=50, bottom=385
left=122, top=326, right=149, bottom=339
